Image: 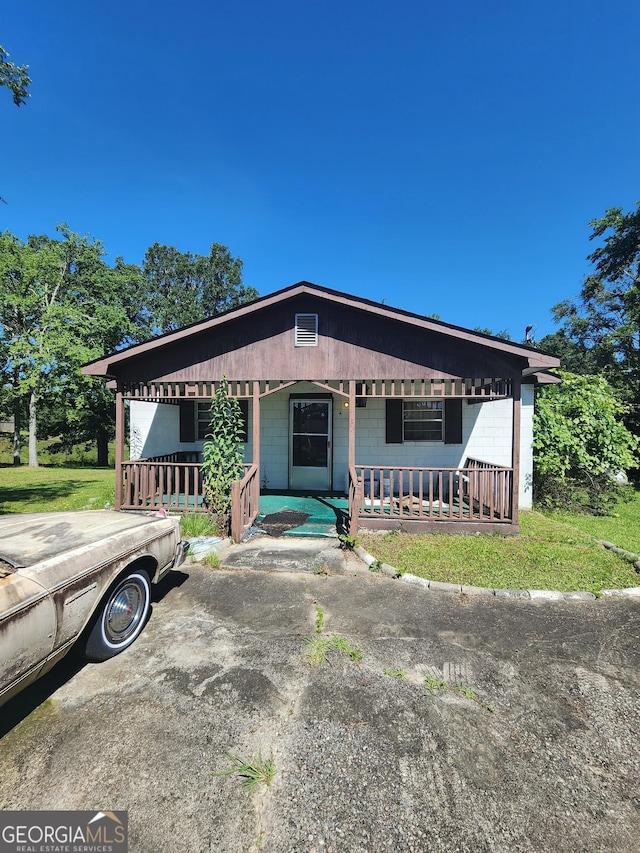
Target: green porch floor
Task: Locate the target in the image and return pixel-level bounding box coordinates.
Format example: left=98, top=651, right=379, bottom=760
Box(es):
left=256, top=492, right=349, bottom=538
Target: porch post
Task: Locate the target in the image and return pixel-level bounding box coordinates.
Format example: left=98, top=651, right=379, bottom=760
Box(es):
left=348, top=380, right=356, bottom=472
left=348, top=380, right=359, bottom=533
left=252, top=380, right=260, bottom=480
left=114, top=389, right=124, bottom=511
left=511, top=377, right=521, bottom=525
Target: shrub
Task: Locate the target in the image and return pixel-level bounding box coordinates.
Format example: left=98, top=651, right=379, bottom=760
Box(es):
left=533, top=371, right=639, bottom=514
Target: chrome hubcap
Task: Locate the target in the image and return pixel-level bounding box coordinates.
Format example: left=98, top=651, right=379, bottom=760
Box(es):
left=107, top=584, right=144, bottom=641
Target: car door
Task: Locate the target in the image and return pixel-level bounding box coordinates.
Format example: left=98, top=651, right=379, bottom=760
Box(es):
left=0, top=566, right=56, bottom=704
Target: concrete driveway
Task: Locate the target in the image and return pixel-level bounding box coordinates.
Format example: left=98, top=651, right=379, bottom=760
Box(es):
left=1, top=548, right=639, bottom=853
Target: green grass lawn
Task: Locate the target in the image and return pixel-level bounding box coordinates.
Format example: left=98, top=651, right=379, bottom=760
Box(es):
left=0, top=465, right=116, bottom=514
left=359, top=488, right=640, bottom=594
left=547, top=487, right=640, bottom=555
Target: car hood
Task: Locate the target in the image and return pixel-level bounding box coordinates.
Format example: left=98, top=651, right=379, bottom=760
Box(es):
left=0, top=511, right=178, bottom=568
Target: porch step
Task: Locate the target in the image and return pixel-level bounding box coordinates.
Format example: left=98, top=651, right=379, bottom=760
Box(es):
left=220, top=539, right=348, bottom=574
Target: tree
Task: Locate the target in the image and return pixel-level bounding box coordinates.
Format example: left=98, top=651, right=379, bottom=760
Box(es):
left=142, top=242, right=258, bottom=333
left=0, top=226, right=147, bottom=466
left=473, top=326, right=512, bottom=341
left=549, top=203, right=640, bottom=434
left=0, top=45, right=30, bottom=106
left=533, top=371, right=639, bottom=513
left=201, top=379, right=245, bottom=534
left=59, top=255, right=149, bottom=465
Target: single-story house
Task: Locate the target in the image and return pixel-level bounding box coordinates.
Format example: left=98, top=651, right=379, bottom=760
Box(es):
left=83, top=282, right=560, bottom=540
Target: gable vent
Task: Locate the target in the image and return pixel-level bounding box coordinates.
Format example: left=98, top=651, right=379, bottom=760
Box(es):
left=295, top=313, right=318, bottom=346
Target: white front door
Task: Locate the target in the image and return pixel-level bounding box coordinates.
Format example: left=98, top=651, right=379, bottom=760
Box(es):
left=289, top=399, right=332, bottom=490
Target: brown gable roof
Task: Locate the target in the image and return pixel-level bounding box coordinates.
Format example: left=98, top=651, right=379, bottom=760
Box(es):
left=82, top=281, right=560, bottom=379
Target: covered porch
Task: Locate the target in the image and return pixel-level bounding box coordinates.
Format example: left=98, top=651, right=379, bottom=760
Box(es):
left=114, top=376, right=521, bottom=540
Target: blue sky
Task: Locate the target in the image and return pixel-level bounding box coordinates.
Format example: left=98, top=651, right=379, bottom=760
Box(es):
left=2, top=0, right=639, bottom=343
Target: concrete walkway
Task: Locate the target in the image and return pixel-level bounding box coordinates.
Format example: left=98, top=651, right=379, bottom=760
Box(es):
left=219, top=535, right=353, bottom=575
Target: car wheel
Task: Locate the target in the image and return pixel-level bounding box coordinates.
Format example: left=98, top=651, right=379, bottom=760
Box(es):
left=80, top=570, right=151, bottom=661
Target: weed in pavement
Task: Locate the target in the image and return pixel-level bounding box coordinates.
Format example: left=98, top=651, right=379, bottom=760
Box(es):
left=216, top=751, right=276, bottom=793
left=303, top=633, right=363, bottom=667
left=384, top=667, right=407, bottom=680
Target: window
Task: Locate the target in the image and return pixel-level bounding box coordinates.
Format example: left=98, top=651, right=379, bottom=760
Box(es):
left=180, top=400, right=249, bottom=443
left=385, top=398, right=461, bottom=444
left=295, top=313, right=318, bottom=346
left=403, top=400, right=443, bottom=441
left=197, top=402, right=212, bottom=440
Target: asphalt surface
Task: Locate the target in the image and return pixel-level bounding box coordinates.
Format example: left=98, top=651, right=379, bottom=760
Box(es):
left=1, top=540, right=639, bottom=853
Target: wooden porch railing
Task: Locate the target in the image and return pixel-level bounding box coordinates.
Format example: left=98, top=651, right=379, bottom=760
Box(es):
left=124, top=455, right=512, bottom=537
left=348, top=465, right=363, bottom=537
left=230, top=462, right=260, bottom=542
left=464, top=457, right=514, bottom=520
left=121, top=460, right=203, bottom=510
left=120, top=456, right=253, bottom=517
left=350, top=457, right=513, bottom=527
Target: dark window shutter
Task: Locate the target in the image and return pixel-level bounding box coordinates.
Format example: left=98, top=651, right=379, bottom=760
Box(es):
left=385, top=399, right=403, bottom=443
left=444, top=399, right=463, bottom=444
left=238, top=399, right=249, bottom=442
left=179, top=401, right=196, bottom=443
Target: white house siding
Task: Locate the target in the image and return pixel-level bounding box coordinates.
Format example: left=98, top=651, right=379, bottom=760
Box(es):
left=519, top=384, right=534, bottom=510
left=131, top=383, right=535, bottom=508
left=129, top=401, right=178, bottom=459
left=128, top=400, right=256, bottom=461
left=259, top=389, right=289, bottom=490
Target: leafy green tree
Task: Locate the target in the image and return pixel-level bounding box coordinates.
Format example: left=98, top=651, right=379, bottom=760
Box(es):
left=534, top=329, right=602, bottom=376
left=549, top=203, right=640, bottom=434
left=533, top=371, right=639, bottom=513
left=0, top=45, right=30, bottom=106
left=201, top=379, right=245, bottom=535
left=473, top=326, right=512, bottom=341
left=142, top=242, right=258, bottom=333
left=0, top=226, right=147, bottom=466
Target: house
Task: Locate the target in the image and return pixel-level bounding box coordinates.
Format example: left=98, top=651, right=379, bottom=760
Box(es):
left=82, top=282, right=560, bottom=540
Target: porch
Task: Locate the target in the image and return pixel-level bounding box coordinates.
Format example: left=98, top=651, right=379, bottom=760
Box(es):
left=119, top=455, right=516, bottom=539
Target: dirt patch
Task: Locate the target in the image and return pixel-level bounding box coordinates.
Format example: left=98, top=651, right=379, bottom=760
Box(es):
left=258, top=510, right=310, bottom=536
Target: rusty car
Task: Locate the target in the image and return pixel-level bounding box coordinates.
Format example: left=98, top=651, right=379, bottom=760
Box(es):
left=0, top=510, right=187, bottom=707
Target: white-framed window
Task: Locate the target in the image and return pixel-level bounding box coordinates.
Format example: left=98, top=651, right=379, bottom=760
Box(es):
left=196, top=402, right=212, bottom=440
left=196, top=400, right=249, bottom=441
left=403, top=400, right=443, bottom=441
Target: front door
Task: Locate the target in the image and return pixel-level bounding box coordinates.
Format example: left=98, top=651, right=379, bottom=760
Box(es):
left=289, top=399, right=332, bottom=490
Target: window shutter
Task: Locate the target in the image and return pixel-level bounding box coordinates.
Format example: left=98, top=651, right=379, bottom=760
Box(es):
left=179, top=401, right=196, bottom=443
left=295, top=313, right=318, bottom=346
left=444, top=399, right=463, bottom=444
left=238, top=399, right=249, bottom=442
left=385, top=399, right=403, bottom=443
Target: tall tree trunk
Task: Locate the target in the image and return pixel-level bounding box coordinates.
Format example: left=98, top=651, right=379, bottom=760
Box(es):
left=12, top=396, right=21, bottom=466
left=28, top=388, right=38, bottom=468
left=97, top=429, right=109, bottom=467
